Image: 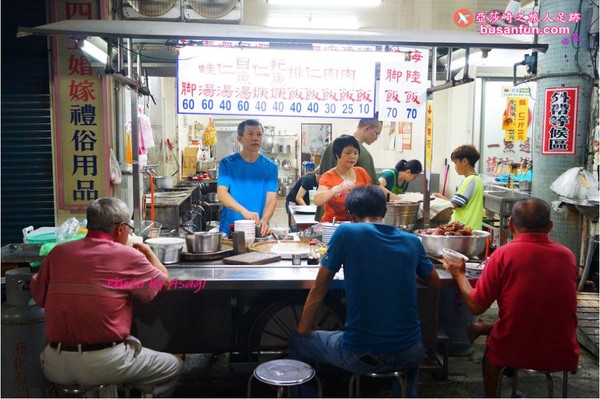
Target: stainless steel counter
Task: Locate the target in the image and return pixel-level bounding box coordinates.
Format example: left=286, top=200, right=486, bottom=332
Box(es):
left=164, top=259, right=457, bottom=289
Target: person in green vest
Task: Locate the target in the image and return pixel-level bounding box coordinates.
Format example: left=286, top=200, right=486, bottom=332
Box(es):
left=433, top=145, right=484, bottom=230
left=378, top=159, right=423, bottom=201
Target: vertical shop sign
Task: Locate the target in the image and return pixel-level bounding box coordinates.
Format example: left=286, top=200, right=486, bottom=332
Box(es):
left=425, top=101, right=433, bottom=170
left=542, top=87, right=578, bottom=155
left=503, top=97, right=529, bottom=142
left=52, top=0, right=109, bottom=209
left=378, top=48, right=429, bottom=123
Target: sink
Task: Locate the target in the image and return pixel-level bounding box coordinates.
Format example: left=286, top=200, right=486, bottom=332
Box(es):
left=560, top=196, right=599, bottom=221
left=484, top=190, right=529, bottom=216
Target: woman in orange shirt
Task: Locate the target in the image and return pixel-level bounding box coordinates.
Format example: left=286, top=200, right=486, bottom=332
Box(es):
left=314, top=135, right=372, bottom=223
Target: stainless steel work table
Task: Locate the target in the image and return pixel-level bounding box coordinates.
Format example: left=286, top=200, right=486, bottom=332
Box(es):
left=164, top=260, right=458, bottom=289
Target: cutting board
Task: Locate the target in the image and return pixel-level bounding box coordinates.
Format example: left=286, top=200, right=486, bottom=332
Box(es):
left=222, top=252, right=281, bottom=265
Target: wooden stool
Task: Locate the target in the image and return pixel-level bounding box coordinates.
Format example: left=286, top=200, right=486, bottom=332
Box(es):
left=247, top=359, right=320, bottom=397
left=349, top=370, right=408, bottom=398
left=50, top=383, right=118, bottom=397
left=496, top=367, right=570, bottom=398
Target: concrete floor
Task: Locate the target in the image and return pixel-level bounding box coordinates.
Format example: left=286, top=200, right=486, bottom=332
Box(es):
left=172, top=300, right=599, bottom=398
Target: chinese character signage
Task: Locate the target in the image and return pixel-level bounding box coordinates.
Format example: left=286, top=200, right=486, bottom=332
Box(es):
left=378, top=48, right=429, bottom=122
left=503, top=96, right=529, bottom=142
left=52, top=0, right=109, bottom=209
left=542, top=87, right=578, bottom=155
left=178, top=47, right=377, bottom=119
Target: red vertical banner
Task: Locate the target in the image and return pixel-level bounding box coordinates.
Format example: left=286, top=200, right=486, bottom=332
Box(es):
left=51, top=0, right=110, bottom=210
left=541, top=87, right=578, bottom=155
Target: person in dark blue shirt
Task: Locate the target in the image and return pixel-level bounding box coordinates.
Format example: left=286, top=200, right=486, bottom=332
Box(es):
left=289, top=185, right=440, bottom=397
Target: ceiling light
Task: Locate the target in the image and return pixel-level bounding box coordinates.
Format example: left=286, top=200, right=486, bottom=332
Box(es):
left=265, top=14, right=360, bottom=30
left=267, top=0, right=381, bottom=7
left=81, top=38, right=108, bottom=64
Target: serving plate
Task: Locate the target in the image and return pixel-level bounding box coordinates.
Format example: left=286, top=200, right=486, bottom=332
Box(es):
left=292, top=205, right=317, bottom=214
left=248, top=239, right=325, bottom=259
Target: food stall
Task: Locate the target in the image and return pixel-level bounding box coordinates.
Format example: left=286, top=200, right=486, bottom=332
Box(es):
left=11, top=7, right=552, bottom=383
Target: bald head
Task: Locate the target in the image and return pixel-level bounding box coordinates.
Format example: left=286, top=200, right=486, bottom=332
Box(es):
left=510, top=198, right=552, bottom=233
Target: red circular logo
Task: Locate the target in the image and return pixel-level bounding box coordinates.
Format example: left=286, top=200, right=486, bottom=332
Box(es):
left=453, top=9, right=474, bottom=28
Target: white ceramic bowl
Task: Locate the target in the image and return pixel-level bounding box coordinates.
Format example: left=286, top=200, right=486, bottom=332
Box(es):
left=465, top=262, right=485, bottom=278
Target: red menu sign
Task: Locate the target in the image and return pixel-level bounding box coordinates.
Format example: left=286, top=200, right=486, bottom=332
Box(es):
left=541, top=87, right=578, bottom=155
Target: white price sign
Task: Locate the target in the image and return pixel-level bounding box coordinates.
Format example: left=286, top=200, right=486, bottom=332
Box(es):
left=378, top=48, right=429, bottom=122
left=178, top=47, right=377, bottom=119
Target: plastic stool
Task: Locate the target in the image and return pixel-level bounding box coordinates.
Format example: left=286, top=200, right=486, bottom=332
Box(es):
left=247, top=359, right=320, bottom=397
left=496, top=367, right=570, bottom=398
left=349, top=370, right=408, bottom=398
left=50, top=383, right=118, bottom=397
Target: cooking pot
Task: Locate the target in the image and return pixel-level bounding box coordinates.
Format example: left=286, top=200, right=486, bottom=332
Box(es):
left=208, top=169, right=218, bottom=179
left=518, top=180, right=531, bottom=191
left=383, top=202, right=420, bottom=230
left=281, top=184, right=293, bottom=196
left=282, top=160, right=293, bottom=170
left=279, top=144, right=291, bottom=154
left=146, top=237, right=185, bottom=264
left=186, top=231, right=222, bottom=253
left=261, top=134, right=275, bottom=153
left=154, top=176, right=173, bottom=189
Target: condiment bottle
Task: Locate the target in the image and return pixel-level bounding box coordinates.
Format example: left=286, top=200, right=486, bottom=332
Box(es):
left=319, top=248, right=327, bottom=261
left=307, top=240, right=319, bottom=265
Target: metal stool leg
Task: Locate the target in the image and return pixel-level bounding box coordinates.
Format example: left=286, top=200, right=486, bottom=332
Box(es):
left=578, top=234, right=599, bottom=291
left=247, top=374, right=255, bottom=398
left=511, top=369, right=519, bottom=397
left=562, top=370, right=569, bottom=398
left=543, top=372, right=554, bottom=397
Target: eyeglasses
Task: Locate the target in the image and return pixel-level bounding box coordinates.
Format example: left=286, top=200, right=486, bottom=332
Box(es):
left=116, top=220, right=135, bottom=234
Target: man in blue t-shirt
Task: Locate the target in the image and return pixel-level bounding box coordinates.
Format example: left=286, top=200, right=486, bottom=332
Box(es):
left=217, top=120, right=278, bottom=237
left=289, top=185, right=440, bottom=397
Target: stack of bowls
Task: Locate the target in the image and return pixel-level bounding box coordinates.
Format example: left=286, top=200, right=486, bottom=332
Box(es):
left=234, top=220, right=256, bottom=245
left=321, top=222, right=341, bottom=244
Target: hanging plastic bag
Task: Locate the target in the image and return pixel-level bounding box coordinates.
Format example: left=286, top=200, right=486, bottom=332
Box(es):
left=550, top=167, right=598, bottom=199
left=110, top=148, right=122, bottom=185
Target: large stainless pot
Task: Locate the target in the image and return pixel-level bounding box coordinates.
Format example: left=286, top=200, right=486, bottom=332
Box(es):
left=186, top=232, right=222, bottom=253
left=415, top=230, right=491, bottom=258
left=154, top=176, right=173, bottom=189
left=383, top=202, right=419, bottom=230
left=146, top=237, right=185, bottom=264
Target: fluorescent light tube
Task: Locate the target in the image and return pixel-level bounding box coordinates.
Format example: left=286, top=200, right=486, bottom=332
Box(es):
left=267, top=0, right=381, bottom=7
left=81, top=39, right=108, bottom=64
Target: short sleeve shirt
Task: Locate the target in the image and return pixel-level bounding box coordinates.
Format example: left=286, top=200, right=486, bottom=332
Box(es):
left=318, top=167, right=371, bottom=222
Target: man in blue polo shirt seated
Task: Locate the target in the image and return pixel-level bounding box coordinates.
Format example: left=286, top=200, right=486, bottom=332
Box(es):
left=289, top=185, right=440, bottom=397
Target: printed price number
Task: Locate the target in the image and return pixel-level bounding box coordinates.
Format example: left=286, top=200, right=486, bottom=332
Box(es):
left=386, top=106, right=419, bottom=120
left=180, top=98, right=216, bottom=111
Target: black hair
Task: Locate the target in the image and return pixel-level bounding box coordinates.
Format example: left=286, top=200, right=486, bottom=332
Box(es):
left=332, top=134, right=360, bottom=159
left=395, top=159, right=423, bottom=174
left=450, top=145, right=480, bottom=167
left=345, top=185, right=387, bottom=219
left=357, top=111, right=380, bottom=129
left=511, top=198, right=551, bottom=232
left=237, top=119, right=263, bottom=136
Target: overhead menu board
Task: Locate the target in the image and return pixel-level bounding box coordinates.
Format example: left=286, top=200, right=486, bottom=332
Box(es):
left=178, top=46, right=377, bottom=119
left=378, top=48, right=429, bottom=122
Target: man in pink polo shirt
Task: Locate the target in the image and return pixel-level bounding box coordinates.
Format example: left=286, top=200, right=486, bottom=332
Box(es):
left=31, top=197, right=183, bottom=397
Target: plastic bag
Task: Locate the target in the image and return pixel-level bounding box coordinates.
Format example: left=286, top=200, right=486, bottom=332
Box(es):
left=110, top=148, right=122, bottom=184
left=550, top=167, right=598, bottom=199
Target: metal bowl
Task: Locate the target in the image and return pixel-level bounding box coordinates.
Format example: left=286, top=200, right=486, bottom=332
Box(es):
left=415, top=230, right=491, bottom=258
left=146, top=237, right=185, bottom=264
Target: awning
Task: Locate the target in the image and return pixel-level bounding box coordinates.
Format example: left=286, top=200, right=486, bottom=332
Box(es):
left=17, top=19, right=548, bottom=51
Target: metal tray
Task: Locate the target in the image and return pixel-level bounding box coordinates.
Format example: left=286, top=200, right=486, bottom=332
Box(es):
left=180, top=248, right=233, bottom=262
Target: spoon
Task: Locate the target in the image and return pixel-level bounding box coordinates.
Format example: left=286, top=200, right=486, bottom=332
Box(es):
left=271, top=231, right=281, bottom=244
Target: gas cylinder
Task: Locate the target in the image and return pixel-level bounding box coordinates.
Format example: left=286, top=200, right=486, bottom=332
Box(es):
left=1, top=267, right=48, bottom=397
